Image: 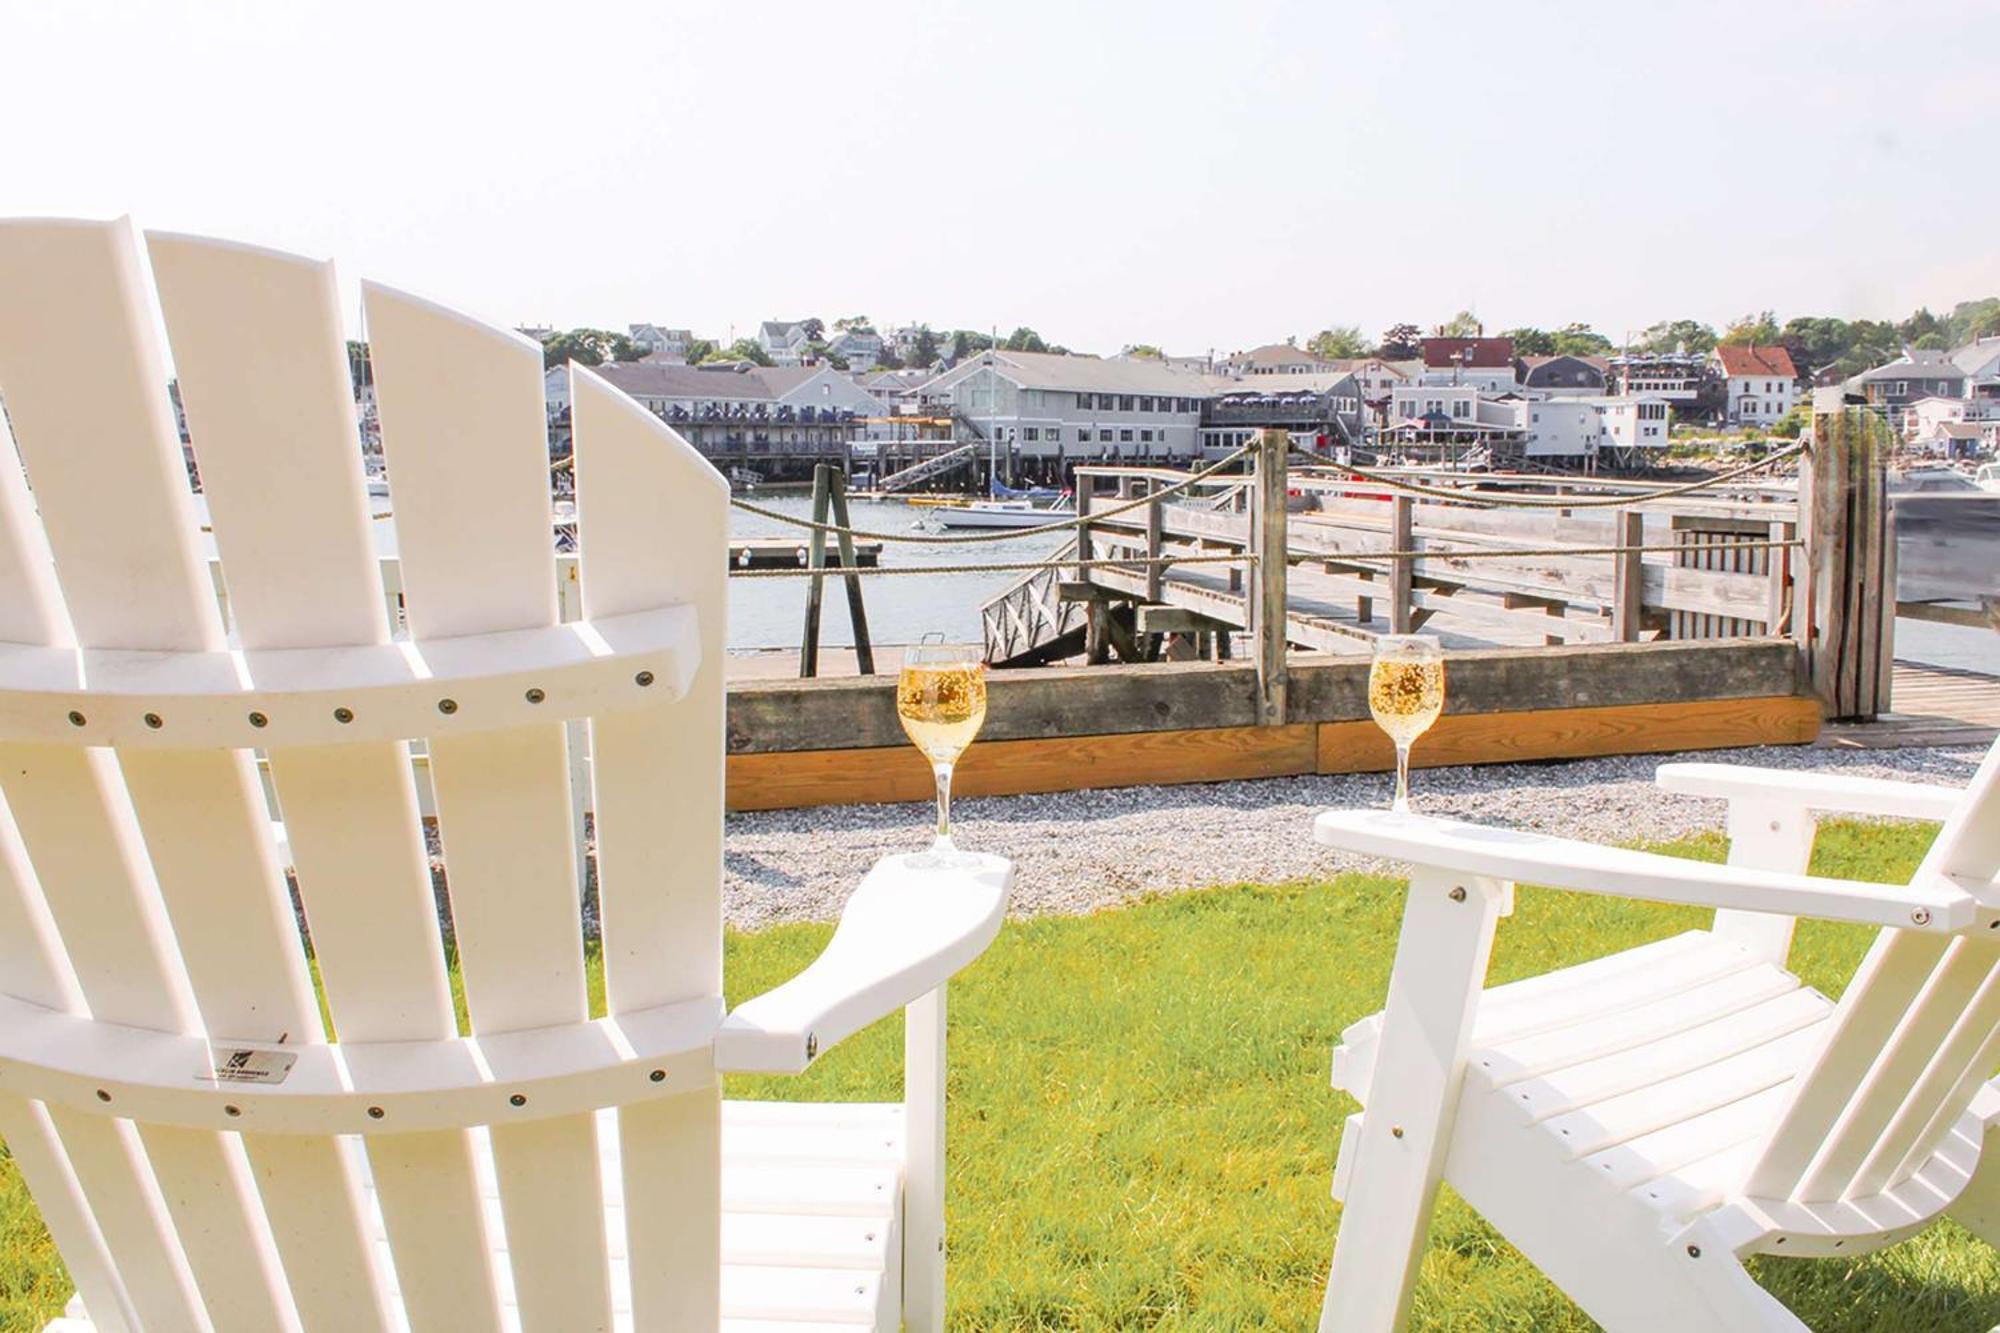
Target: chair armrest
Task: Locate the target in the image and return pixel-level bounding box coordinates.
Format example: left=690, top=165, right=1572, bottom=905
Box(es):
left=1656, top=763, right=1962, bottom=823
left=1314, top=809, right=1973, bottom=932
left=715, top=852, right=1013, bottom=1074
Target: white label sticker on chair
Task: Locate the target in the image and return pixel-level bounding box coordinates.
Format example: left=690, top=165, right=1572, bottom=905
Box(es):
left=201, top=1048, right=298, bottom=1085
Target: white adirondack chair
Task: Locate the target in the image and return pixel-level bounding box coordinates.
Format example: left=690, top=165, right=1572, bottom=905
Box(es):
left=1317, top=742, right=2000, bottom=1330
left=0, top=217, right=1012, bottom=1333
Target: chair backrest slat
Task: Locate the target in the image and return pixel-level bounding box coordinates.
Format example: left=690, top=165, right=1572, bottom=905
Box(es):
left=572, top=367, right=729, bottom=1326
left=365, top=283, right=612, bottom=1327
left=0, top=217, right=299, bottom=1332
left=1746, top=741, right=2000, bottom=1203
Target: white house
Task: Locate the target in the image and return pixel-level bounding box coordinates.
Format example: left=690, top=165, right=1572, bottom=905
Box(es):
left=1583, top=395, right=1673, bottom=454
left=1417, top=338, right=1519, bottom=394
left=627, top=324, right=693, bottom=363
left=824, top=328, right=885, bottom=372
left=758, top=320, right=813, bottom=366
left=1949, top=335, right=2000, bottom=405
left=1711, top=344, right=1798, bottom=424
left=1388, top=383, right=1483, bottom=426
left=1220, top=342, right=1346, bottom=376
left=1514, top=399, right=1603, bottom=458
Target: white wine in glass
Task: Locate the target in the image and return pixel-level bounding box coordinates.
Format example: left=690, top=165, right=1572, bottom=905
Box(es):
left=1368, top=634, right=1444, bottom=815
left=897, top=642, right=988, bottom=867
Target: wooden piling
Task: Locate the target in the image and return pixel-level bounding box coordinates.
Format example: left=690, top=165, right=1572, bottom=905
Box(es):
left=1251, top=429, right=1289, bottom=724
left=827, top=468, right=875, bottom=674
left=1801, top=406, right=1895, bottom=720
left=798, top=464, right=832, bottom=678
left=1611, top=508, right=1644, bottom=642
left=1388, top=493, right=1414, bottom=634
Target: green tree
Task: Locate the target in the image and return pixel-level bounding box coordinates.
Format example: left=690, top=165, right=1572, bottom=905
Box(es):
left=1002, top=327, right=1048, bottom=353
left=1551, top=322, right=1613, bottom=356
left=1377, top=323, right=1422, bottom=358
left=799, top=317, right=826, bottom=344
left=832, top=315, right=874, bottom=333
left=1501, top=327, right=1555, bottom=356
left=907, top=325, right=940, bottom=367
left=1914, top=332, right=1947, bottom=351
left=1634, top=319, right=1717, bottom=355
left=540, top=328, right=647, bottom=369
left=682, top=338, right=718, bottom=365
left=1123, top=344, right=1164, bottom=360
left=948, top=330, right=994, bottom=361
left=1899, top=307, right=1943, bottom=345
left=874, top=343, right=904, bottom=370
left=708, top=338, right=772, bottom=367
left=1720, top=311, right=1781, bottom=346
left=1306, top=325, right=1369, bottom=359
left=1437, top=310, right=1483, bottom=338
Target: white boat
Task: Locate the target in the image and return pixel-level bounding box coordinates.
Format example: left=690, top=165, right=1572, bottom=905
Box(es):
left=927, top=498, right=1073, bottom=530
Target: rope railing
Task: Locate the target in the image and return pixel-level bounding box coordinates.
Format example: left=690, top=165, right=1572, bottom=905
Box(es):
left=727, top=552, right=1254, bottom=579
left=1283, top=441, right=1805, bottom=509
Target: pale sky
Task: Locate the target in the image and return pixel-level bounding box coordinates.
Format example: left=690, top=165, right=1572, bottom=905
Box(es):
left=5, top=0, right=1996, bottom=356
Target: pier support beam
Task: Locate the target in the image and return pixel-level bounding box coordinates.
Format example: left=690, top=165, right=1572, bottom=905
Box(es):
left=1801, top=405, right=1894, bottom=721
left=1251, top=429, right=1289, bottom=724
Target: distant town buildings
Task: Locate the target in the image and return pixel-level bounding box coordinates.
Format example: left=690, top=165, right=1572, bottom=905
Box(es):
left=1219, top=342, right=1348, bottom=376
left=824, top=327, right=884, bottom=372
left=1417, top=337, right=1518, bottom=393
left=1517, top=354, right=1610, bottom=397
left=758, top=320, right=814, bottom=366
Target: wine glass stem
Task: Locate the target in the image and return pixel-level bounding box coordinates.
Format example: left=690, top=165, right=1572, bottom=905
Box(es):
left=932, top=760, right=956, bottom=851
left=1393, top=743, right=1412, bottom=814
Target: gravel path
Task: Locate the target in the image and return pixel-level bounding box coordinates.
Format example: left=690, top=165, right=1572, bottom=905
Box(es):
left=722, top=744, right=1987, bottom=929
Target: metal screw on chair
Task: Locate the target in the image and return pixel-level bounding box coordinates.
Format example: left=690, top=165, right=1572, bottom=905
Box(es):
left=525, top=687, right=546, bottom=704
left=143, top=713, right=163, bottom=730
left=367, top=1106, right=384, bottom=1120
left=438, top=698, right=458, bottom=715
left=95, top=1089, right=110, bottom=1103
left=635, top=670, right=655, bottom=688
left=67, top=711, right=86, bottom=727
left=1391, top=1125, right=1404, bottom=1138
left=1911, top=907, right=1932, bottom=926
left=649, top=1069, right=666, bottom=1083
left=248, top=711, right=269, bottom=728
left=806, top=1033, right=818, bottom=1060
left=334, top=707, right=354, bottom=724
left=1686, top=1245, right=1701, bottom=1258
left=1769, top=820, right=1781, bottom=832
left=509, top=1094, right=527, bottom=1108
left=224, top=1105, right=241, bottom=1118
left=1448, top=886, right=1467, bottom=902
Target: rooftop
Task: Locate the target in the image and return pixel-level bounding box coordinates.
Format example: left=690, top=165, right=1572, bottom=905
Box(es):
left=1421, top=336, right=1515, bottom=369
left=1713, top=344, right=1798, bottom=379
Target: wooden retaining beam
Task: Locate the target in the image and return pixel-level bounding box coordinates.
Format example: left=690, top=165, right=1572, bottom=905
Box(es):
left=725, top=639, right=1816, bottom=811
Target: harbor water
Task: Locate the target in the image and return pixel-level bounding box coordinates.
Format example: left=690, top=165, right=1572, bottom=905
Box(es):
left=727, top=494, right=1069, bottom=651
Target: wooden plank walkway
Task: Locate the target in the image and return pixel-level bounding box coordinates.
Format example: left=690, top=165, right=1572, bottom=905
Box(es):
left=1819, top=661, right=2000, bottom=750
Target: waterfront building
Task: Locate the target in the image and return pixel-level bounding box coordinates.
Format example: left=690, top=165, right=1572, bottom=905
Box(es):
left=921, top=350, right=1214, bottom=463
left=1608, top=352, right=1711, bottom=408
left=1517, top=353, right=1610, bottom=397
left=553, top=360, right=884, bottom=479
left=1581, top=394, right=1673, bottom=462
left=1417, top=337, right=1518, bottom=393
left=758, top=320, right=814, bottom=366
left=1711, top=344, right=1798, bottom=425
left=1848, top=347, right=1964, bottom=421
left=1948, top=335, right=2000, bottom=404
left=627, top=324, right=694, bottom=362
left=1199, top=371, right=1369, bottom=456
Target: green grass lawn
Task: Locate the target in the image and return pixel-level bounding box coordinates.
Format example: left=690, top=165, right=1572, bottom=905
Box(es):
left=6, top=818, right=1999, bottom=1329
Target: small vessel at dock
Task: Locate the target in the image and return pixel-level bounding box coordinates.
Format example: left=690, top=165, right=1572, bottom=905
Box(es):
left=927, top=498, right=1074, bottom=530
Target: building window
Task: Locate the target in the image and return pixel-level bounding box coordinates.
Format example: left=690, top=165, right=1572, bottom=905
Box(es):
left=1118, top=395, right=1134, bottom=411
left=1022, top=427, right=1039, bottom=442
left=1119, top=429, right=1133, bottom=442
left=1099, top=429, right=1114, bottom=443
left=1047, top=427, right=1061, bottom=444
left=1140, top=429, right=1154, bottom=442
left=1077, top=393, right=1094, bottom=410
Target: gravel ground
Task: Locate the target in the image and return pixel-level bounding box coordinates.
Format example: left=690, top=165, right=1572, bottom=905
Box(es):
left=721, top=744, right=1988, bottom=929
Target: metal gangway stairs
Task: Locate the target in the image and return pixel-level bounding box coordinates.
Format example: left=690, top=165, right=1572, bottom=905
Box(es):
left=873, top=442, right=979, bottom=493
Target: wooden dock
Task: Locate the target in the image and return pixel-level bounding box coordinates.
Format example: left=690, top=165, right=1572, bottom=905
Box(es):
left=729, top=535, right=880, bottom=569
left=1820, top=661, right=2000, bottom=750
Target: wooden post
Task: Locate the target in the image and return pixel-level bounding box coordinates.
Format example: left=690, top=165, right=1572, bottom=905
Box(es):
left=798, top=464, right=832, bottom=678
left=826, top=468, right=876, bottom=674
left=1801, top=405, right=1895, bottom=720
left=1074, top=476, right=1094, bottom=583
left=1143, top=480, right=1164, bottom=604
left=1611, top=507, right=1644, bottom=642
left=1765, top=518, right=1795, bottom=636
left=1388, top=493, right=1414, bottom=635
left=1251, top=429, right=1289, bottom=724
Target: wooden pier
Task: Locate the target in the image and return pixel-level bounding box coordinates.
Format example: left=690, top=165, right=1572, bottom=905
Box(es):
left=729, top=535, right=881, bottom=569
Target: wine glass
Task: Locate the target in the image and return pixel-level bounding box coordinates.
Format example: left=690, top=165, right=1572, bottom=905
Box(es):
left=1368, top=634, right=1444, bottom=815
left=896, top=641, right=989, bottom=867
